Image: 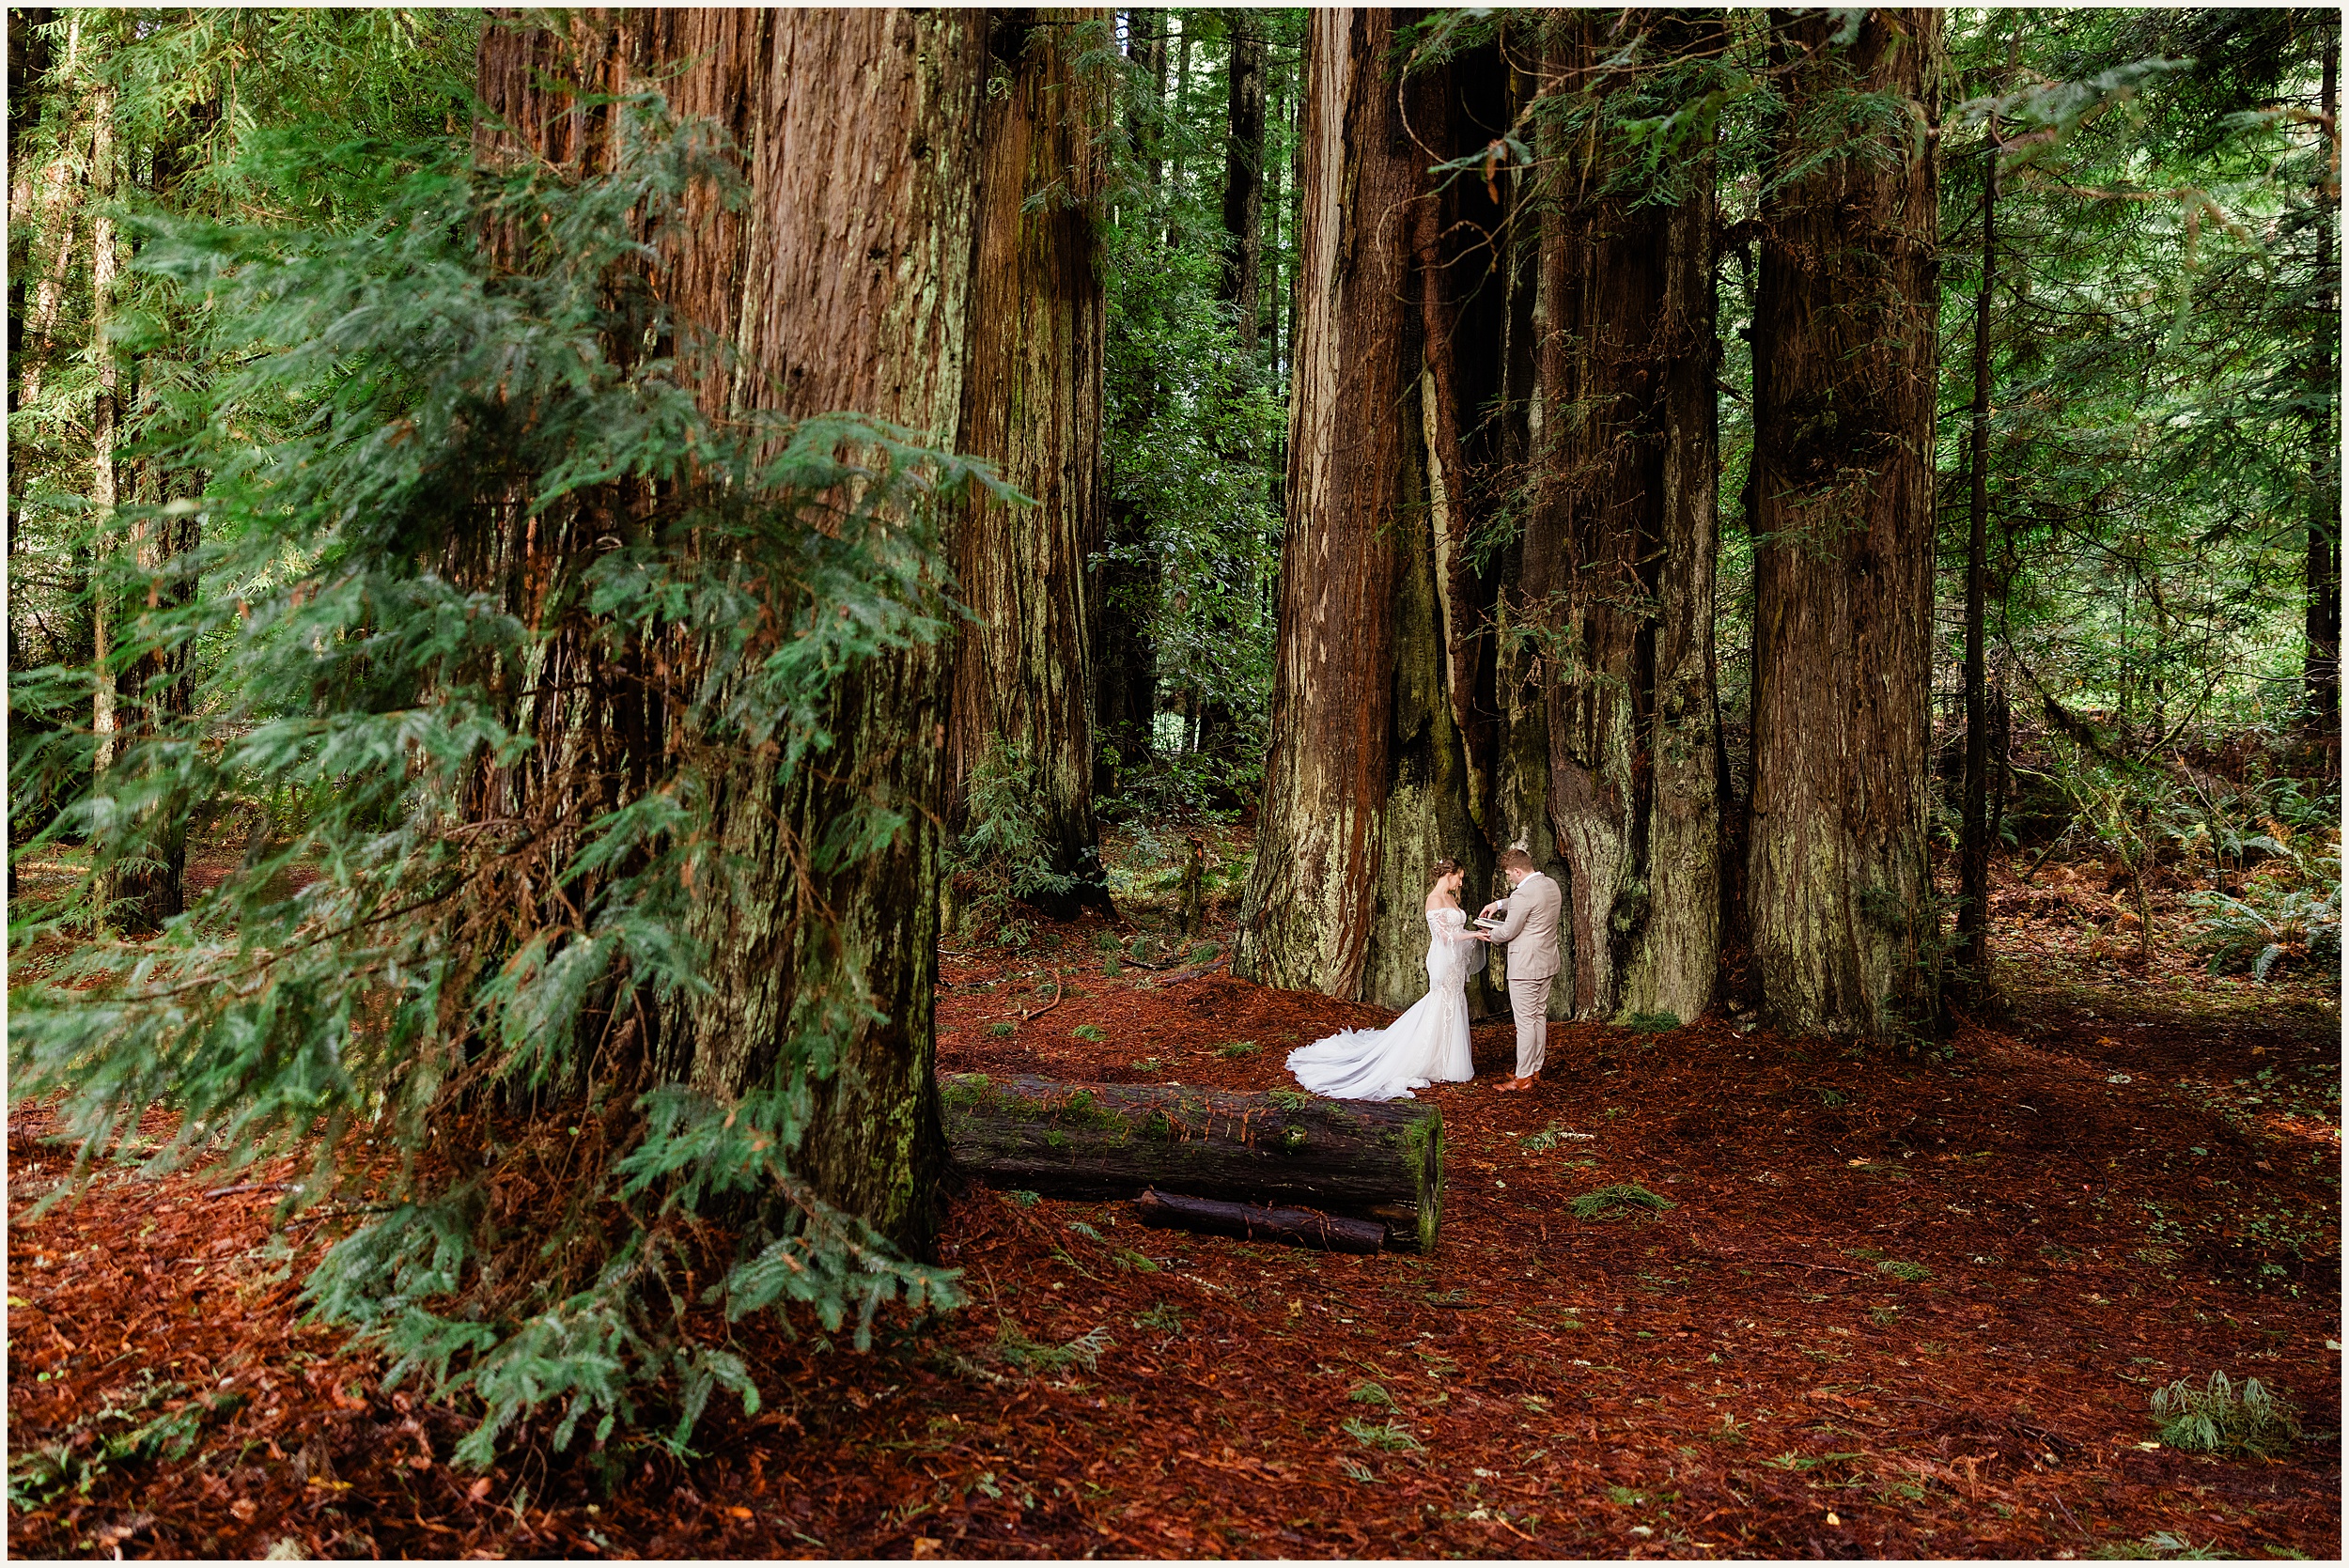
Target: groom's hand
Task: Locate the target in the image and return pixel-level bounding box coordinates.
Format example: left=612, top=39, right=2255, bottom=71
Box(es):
left=1479, top=901, right=1503, bottom=918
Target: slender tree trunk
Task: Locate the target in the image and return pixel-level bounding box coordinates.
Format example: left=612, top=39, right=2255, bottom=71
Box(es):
left=1193, top=10, right=1268, bottom=783
left=1747, top=8, right=1943, bottom=1041
left=2305, top=38, right=2341, bottom=728
left=1235, top=8, right=1416, bottom=1000
left=1095, top=10, right=1163, bottom=800
left=1957, top=133, right=1999, bottom=997
left=477, top=8, right=988, bottom=1250
left=1166, top=9, right=1190, bottom=245
left=948, top=9, right=1112, bottom=915
left=1531, top=10, right=1722, bottom=1027
left=88, top=70, right=118, bottom=776
left=96, top=107, right=213, bottom=932
left=1219, top=12, right=1264, bottom=357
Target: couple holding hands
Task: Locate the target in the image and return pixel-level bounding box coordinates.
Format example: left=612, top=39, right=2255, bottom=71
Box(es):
left=1285, top=848, right=1562, bottom=1103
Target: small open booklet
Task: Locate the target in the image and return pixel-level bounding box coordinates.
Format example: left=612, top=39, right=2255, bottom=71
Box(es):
left=1473, top=916, right=1505, bottom=930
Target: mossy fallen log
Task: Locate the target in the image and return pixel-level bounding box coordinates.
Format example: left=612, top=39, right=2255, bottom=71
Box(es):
left=941, top=1074, right=1442, bottom=1253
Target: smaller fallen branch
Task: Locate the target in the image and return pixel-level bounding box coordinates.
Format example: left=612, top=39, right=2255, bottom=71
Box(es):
left=203, top=1181, right=294, bottom=1200
left=1019, top=971, right=1066, bottom=1022
left=1150, top=953, right=1231, bottom=988
left=1133, top=1188, right=1385, bottom=1254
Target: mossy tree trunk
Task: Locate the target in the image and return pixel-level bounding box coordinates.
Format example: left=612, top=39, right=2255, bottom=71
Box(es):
left=947, top=9, right=1113, bottom=916
left=1236, top=8, right=1416, bottom=1001
left=1528, top=11, right=1722, bottom=1026
left=476, top=8, right=989, bottom=1250
left=1746, top=8, right=1944, bottom=1041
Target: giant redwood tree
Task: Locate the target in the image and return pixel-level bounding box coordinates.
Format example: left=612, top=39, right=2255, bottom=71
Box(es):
left=1747, top=8, right=1945, bottom=1039
left=477, top=8, right=990, bottom=1244
left=1235, top=7, right=1420, bottom=1001
left=1523, top=10, right=1724, bottom=1027
left=946, top=9, right=1113, bottom=914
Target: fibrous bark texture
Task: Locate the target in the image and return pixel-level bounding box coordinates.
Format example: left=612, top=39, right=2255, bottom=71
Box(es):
left=1219, top=12, right=1265, bottom=355
left=477, top=8, right=988, bottom=1248
left=942, top=1073, right=1444, bottom=1252
left=1747, top=8, right=1944, bottom=1040
left=1236, top=8, right=1416, bottom=1002
left=1524, top=11, right=1722, bottom=1026
left=948, top=9, right=1112, bottom=914
left=1247, top=10, right=1724, bottom=1022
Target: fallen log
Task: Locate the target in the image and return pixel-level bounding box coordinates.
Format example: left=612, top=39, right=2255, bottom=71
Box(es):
left=1132, top=1188, right=1386, bottom=1253
left=941, top=1074, right=1443, bottom=1253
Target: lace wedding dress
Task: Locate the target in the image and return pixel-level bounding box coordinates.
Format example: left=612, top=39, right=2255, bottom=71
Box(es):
left=1286, top=907, right=1482, bottom=1101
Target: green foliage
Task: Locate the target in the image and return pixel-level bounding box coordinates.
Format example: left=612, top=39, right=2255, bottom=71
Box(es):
left=2087, top=1531, right=2227, bottom=1560
left=1346, top=1381, right=1396, bottom=1409
left=1131, top=1299, right=1185, bottom=1336
left=8, top=99, right=998, bottom=1465
left=994, top=1321, right=1114, bottom=1375
left=6, top=1374, right=241, bottom=1510
left=949, top=744, right=1082, bottom=927
left=1875, top=1259, right=1935, bottom=1283
left=1567, top=1184, right=1675, bottom=1220
left=1623, top=1011, right=1680, bottom=1034
left=1215, top=1039, right=1260, bottom=1059
left=1340, top=1417, right=1423, bottom=1452
left=2148, top=1371, right=2300, bottom=1458
left=1521, top=1121, right=1595, bottom=1153
left=1072, top=1023, right=1107, bottom=1042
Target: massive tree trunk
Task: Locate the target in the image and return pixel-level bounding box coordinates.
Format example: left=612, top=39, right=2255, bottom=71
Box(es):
left=947, top=9, right=1112, bottom=915
left=1235, top=8, right=1417, bottom=1000
left=476, top=8, right=988, bottom=1249
left=1747, top=8, right=1944, bottom=1040
left=1528, top=10, right=1722, bottom=1027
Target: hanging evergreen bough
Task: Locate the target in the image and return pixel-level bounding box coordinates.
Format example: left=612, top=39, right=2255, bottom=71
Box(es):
left=8, top=95, right=1016, bottom=1467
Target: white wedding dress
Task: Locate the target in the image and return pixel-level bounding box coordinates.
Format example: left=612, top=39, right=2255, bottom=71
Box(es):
left=1286, top=907, right=1481, bottom=1100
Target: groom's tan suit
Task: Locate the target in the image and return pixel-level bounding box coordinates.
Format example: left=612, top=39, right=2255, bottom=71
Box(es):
left=1487, top=872, right=1563, bottom=1077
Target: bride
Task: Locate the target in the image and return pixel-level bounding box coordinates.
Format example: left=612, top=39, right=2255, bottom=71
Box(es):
left=1286, top=859, right=1482, bottom=1101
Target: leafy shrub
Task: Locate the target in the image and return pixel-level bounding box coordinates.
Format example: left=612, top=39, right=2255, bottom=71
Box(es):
left=2148, top=1372, right=2298, bottom=1458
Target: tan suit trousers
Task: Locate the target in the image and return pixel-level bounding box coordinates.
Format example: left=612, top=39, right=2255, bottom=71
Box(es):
left=1508, top=975, right=1551, bottom=1078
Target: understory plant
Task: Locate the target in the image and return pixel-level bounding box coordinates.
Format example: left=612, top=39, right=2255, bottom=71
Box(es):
left=2147, top=1372, right=2300, bottom=1458
left=8, top=101, right=1005, bottom=1465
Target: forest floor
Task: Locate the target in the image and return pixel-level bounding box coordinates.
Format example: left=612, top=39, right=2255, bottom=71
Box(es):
left=6, top=844, right=2341, bottom=1560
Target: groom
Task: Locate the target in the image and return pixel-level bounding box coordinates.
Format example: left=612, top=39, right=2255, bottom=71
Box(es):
left=1474, top=848, right=1561, bottom=1093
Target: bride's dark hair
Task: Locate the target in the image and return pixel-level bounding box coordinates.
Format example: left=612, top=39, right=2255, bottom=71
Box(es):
left=1427, top=859, right=1460, bottom=890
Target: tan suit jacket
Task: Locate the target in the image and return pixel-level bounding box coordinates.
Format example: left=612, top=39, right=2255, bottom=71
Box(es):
left=1487, top=871, right=1562, bottom=983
